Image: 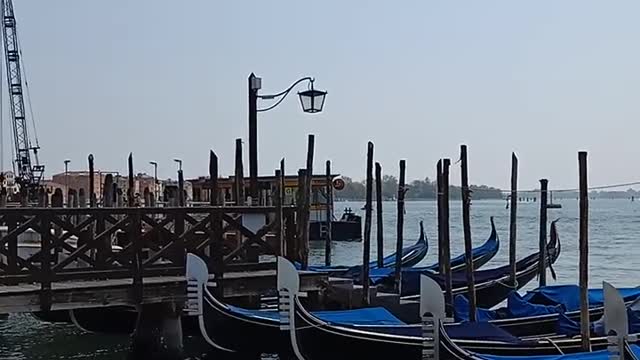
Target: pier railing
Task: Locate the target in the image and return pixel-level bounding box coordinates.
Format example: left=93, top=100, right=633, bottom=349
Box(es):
left=0, top=206, right=297, bottom=303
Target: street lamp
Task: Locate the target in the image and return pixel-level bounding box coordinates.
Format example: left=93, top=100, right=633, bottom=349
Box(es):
left=149, top=161, right=158, bottom=202
left=64, top=159, right=71, bottom=204
left=248, top=73, right=327, bottom=202
left=173, top=158, right=182, bottom=172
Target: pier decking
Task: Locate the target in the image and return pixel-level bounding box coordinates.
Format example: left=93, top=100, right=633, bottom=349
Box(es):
left=0, top=269, right=327, bottom=314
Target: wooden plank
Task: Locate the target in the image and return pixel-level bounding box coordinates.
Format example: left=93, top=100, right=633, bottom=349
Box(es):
left=0, top=271, right=327, bottom=313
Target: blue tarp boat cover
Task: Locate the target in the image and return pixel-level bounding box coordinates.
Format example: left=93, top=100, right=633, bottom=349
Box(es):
left=445, top=321, right=522, bottom=343
left=477, top=349, right=611, bottom=360
left=345, top=321, right=522, bottom=344
left=556, top=298, right=640, bottom=337
left=523, top=285, right=640, bottom=312
left=454, top=295, right=499, bottom=322
left=227, top=305, right=406, bottom=326
left=454, top=292, right=563, bottom=322
left=455, top=286, right=640, bottom=323
left=507, top=292, right=565, bottom=318
left=629, top=345, right=640, bottom=359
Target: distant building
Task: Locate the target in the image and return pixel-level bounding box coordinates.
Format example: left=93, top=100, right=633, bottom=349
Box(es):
left=49, top=171, right=158, bottom=203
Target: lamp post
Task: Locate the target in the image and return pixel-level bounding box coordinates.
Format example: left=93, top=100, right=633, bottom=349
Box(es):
left=64, top=159, right=71, bottom=204
left=149, top=161, right=158, bottom=202
left=173, top=158, right=182, bottom=172
left=248, top=73, right=327, bottom=204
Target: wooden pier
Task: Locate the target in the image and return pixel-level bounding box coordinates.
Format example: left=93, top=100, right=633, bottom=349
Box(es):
left=0, top=205, right=325, bottom=314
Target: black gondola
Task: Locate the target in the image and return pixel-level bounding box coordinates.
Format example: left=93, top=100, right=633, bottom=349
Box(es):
left=400, top=221, right=561, bottom=309
left=280, top=257, right=637, bottom=360
left=180, top=222, right=556, bottom=356
left=366, top=218, right=500, bottom=288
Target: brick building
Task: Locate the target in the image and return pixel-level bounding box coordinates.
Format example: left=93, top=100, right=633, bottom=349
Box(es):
left=49, top=171, right=158, bottom=203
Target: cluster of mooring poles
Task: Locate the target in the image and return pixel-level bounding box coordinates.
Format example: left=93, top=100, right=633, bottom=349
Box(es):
left=351, top=143, right=592, bottom=350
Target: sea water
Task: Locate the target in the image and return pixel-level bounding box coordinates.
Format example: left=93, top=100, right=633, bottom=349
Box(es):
left=1, top=199, right=638, bottom=359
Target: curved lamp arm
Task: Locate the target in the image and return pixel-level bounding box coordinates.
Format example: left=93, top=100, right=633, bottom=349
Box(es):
left=257, top=77, right=314, bottom=113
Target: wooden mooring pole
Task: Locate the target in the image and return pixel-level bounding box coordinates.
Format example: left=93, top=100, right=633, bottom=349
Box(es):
left=460, top=144, right=477, bottom=321
left=437, top=159, right=444, bottom=274
left=578, top=151, right=590, bottom=351
left=279, top=159, right=286, bottom=257
left=128, top=154, right=135, bottom=207
left=362, top=141, right=374, bottom=306
left=209, top=150, right=223, bottom=294
left=375, top=162, right=384, bottom=268
left=442, top=158, right=452, bottom=316
left=300, top=134, right=315, bottom=269
left=538, top=178, right=549, bottom=287
left=234, top=138, right=245, bottom=206
left=325, top=160, right=333, bottom=266
left=394, top=159, right=406, bottom=293
left=509, top=153, right=518, bottom=282
left=88, top=154, right=96, bottom=207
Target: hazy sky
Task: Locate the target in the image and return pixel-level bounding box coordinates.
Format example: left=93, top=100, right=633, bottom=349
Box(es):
left=2, top=1, right=639, bottom=190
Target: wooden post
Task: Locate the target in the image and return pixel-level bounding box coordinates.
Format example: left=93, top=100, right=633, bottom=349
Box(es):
left=578, top=151, right=590, bottom=351
left=442, top=159, right=453, bottom=316
left=39, top=211, right=52, bottom=311
left=78, top=188, right=86, bottom=208
left=394, top=159, right=406, bottom=293
left=278, top=159, right=286, bottom=256
left=20, top=186, right=27, bottom=207
left=37, top=187, right=46, bottom=207
left=234, top=138, right=245, bottom=206
left=128, top=154, right=135, bottom=207
left=88, top=154, right=96, bottom=207
left=362, top=141, right=374, bottom=305
left=248, top=73, right=259, bottom=204
left=302, top=134, right=314, bottom=263
left=0, top=187, right=7, bottom=208
left=296, top=169, right=309, bottom=268
left=325, top=160, right=333, bottom=266
left=6, top=197, right=16, bottom=275
left=436, top=159, right=444, bottom=274
left=460, top=144, right=477, bottom=322
left=375, top=162, right=384, bottom=268
left=130, top=211, right=143, bottom=304
left=538, top=178, right=549, bottom=287
left=177, top=170, right=185, bottom=207
left=275, top=168, right=284, bottom=255
left=285, top=209, right=296, bottom=263
left=209, top=150, right=223, bottom=296
left=143, top=188, right=151, bottom=207
left=509, top=153, right=518, bottom=282
left=97, top=174, right=113, bottom=268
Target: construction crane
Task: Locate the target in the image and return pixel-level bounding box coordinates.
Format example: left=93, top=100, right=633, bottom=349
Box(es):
left=0, top=0, right=44, bottom=195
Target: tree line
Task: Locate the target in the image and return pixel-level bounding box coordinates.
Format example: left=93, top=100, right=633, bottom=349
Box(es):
left=335, top=175, right=503, bottom=200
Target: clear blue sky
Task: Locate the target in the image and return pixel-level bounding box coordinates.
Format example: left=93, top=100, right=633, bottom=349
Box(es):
left=2, top=1, right=639, bottom=190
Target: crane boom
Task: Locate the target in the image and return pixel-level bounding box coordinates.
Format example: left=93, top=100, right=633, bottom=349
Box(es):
left=0, top=0, right=43, bottom=190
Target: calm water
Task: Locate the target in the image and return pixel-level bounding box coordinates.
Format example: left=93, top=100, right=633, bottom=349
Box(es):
left=1, top=199, right=638, bottom=359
